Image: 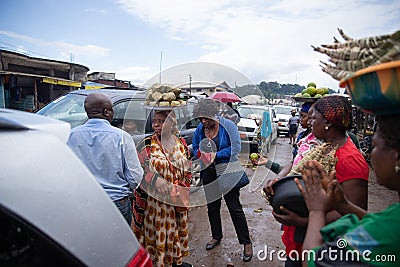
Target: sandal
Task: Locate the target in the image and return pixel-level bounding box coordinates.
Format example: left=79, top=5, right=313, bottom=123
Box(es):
left=205, top=239, right=221, bottom=250
left=243, top=243, right=253, bottom=262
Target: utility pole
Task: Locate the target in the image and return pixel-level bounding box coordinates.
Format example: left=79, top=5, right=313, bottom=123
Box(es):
left=159, top=51, right=162, bottom=83
left=189, top=74, right=192, bottom=95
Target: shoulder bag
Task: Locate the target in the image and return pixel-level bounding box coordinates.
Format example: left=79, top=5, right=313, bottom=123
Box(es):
left=214, top=160, right=249, bottom=194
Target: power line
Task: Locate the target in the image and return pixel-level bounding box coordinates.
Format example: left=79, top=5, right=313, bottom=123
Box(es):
left=0, top=40, right=53, bottom=59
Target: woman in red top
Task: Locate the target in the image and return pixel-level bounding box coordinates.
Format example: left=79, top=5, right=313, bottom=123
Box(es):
left=263, top=95, right=369, bottom=267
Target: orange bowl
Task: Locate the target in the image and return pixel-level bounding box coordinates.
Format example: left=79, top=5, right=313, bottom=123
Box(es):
left=339, top=60, right=400, bottom=115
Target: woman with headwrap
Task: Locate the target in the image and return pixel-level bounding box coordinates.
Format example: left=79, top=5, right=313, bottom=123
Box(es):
left=292, top=102, right=313, bottom=158
left=263, top=95, right=369, bottom=267
left=298, top=113, right=400, bottom=267
left=253, top=102, right=316, bottom=172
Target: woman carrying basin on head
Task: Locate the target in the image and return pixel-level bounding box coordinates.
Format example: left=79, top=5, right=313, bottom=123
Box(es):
left=133, top=109, right=193, bottom=267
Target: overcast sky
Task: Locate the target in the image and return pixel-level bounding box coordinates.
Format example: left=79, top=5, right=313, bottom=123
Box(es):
left=1, top=0, right=399, bottom=90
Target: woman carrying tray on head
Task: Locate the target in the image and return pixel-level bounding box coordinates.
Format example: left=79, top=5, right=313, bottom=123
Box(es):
left=133, top=108, right=193, bottom=267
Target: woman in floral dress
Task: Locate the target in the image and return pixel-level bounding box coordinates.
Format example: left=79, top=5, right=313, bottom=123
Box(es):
left=133, top=109, right=192, bottom=267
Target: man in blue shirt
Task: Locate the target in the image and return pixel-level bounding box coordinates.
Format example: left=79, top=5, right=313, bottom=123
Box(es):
left=67, top=93, right=143, bottom=225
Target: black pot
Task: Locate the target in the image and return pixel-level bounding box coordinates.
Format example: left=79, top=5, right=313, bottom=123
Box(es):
left=270, top=175, right=309, bottom=217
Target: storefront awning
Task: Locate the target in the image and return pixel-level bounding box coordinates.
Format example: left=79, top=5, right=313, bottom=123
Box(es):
left=0, top=71, right=82, bottom=87
left=42, top=77, right=81, bottom=87
left=83, top=81, right=110, bottom=90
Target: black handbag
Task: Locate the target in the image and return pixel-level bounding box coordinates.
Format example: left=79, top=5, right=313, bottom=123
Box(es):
left=214, top=160, right=250, bottom=194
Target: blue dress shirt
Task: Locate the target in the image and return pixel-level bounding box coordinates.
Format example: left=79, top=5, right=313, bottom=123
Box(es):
left=67, top=119, right=143, bottom=201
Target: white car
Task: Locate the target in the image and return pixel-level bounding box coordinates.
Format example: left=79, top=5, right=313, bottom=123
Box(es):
left=273, top=105, right=296, bottom=136
left=236, top=105, right=278, bottom=154
left=0, top=108, right=152, bottom=267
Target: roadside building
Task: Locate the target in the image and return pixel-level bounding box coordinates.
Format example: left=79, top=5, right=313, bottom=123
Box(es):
left=179, top=81, right=231, bottom=96
left=0, top=49, right=89, bottom=111
left=87, top=72, right=134, bottom=89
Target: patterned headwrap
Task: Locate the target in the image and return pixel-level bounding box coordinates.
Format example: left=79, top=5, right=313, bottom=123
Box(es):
left=313, top=95, right=352, bottom=130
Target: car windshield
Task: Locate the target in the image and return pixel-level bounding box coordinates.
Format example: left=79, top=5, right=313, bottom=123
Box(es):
left=37, top=93, right=148, bottom=134
left=274, top=106, right=293, bottom=115
left=37, top=94, right=88, bottom=128
left=237, top=107, right=267, bottom=118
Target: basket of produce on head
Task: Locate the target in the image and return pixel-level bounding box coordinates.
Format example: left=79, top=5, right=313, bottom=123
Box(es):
left=143, top=83, right=188, bottom=109
left=339, top=60, right=400, bottom=115
left=293, top=82, right=330, bottom=103
left=270, top=175, right=308, bottom=217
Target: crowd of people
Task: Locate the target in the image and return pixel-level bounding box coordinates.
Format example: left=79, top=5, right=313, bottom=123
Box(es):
left=66, top=77, right=399, bottom=266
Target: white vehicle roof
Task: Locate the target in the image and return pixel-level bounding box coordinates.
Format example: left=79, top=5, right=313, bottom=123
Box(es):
left=0, top=108, right=71, bottom=142
left=237, top=117, right=258, bottom=128
left=0, top=109, right=140, bottom=266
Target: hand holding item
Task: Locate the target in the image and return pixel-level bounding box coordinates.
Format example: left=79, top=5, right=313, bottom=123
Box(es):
left=295, top=160, right=333, bottom=213
left=262, top=177, right=279, bottom=201
left=297, top=159, right=348, bottom=211
left=197, top=137, right=217, bottom=165
left=170, top=182, right=190, bottom=212
left=272, top=206, right=308, bottom=227
left=254, top=154, right=268, bottom=166
left=199, top=151, right=216, bottom=165
left=155, top=177, right=170, bottom=194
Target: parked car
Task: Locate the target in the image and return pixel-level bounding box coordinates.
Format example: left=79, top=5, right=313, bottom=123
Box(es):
left=273, top=105, right=295, bottom=136
left=236, top=104, right=278, bottom=154
left=36, top=88, right=201, bottom=189
left=0, top=108, right=152, bottom=267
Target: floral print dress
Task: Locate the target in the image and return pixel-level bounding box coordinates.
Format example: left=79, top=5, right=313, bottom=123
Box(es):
left=133, top=134, right=191, bottom=267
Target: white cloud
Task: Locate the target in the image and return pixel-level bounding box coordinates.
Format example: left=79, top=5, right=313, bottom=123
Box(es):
left=53, top=41, right=110, bottom=62
left=102, top=66, right=154, bottom=85
left=2, top=1, right=399, bottom=90
left=116, top=0, right=400, bottom=89
left=0, top=30, right=110, bottom=63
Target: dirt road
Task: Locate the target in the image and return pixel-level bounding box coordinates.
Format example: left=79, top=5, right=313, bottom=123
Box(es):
left=185, top=136, right=399, bottom=267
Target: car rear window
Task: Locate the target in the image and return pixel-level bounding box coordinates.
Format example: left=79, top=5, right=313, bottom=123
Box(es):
left=0, top=205, right=85, bottom=267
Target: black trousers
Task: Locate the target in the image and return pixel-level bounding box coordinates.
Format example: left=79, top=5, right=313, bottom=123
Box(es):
left=202, top=164, right=251, bottom=245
